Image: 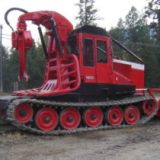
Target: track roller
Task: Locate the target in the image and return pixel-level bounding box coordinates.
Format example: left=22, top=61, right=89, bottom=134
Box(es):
left=15, top=103, right=33, bottom=124
left=107, top=106, right=123, bottom=126
left=142, top=99, right=156, bottom=115
left=124, top=106, right=140, bottom=125
left=83, top=107, right=103, bottom=128
left=60, top=108, right=81, bottom=130
left=35, top=108, right=58, bottom=132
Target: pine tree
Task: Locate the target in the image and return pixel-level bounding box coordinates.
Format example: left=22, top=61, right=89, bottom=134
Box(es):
left=76, top=0, right=99, bottom=27
left=145, top=0, right=160, bottom=42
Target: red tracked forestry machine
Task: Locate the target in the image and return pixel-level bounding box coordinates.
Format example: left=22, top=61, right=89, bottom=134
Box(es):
left=0, top=7, right=160, bottom=134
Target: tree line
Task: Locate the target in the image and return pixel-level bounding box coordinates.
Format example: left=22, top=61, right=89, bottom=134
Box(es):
left=2, top=0, right=160, bottom=92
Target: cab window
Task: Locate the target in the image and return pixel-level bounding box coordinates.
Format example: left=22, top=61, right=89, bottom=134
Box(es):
left=83, top=38, right=94, bottom=66
left=97, top=40, right=107, bottom=63
left=68, top=35, right=78, bottom=55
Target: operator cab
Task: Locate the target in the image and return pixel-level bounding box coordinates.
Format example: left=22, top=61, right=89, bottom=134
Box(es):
left=68, top=25, right=112, bottom=84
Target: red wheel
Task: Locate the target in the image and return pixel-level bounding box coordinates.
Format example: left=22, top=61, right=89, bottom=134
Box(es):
left=143, top=100, right=156, bottom=115
left=107, top=106, right=123, bottom=126
left=83, top=107, right=103, bottom=128
left=35, top=108, right=58, bottom=132
left=60, top=108, right=81, bottom=130
left=124, top=106, right=140, bottom=125
left=15, top=103, right=33, bottom=124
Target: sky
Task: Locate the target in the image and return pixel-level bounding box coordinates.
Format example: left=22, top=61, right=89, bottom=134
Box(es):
left=0, top=0, right=148, bottom=48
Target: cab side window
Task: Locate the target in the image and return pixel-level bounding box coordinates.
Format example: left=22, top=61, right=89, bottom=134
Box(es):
left=68, top=35, right=78, bottom=55
left=97, top=40, right=107, bottom=63
left=83, top=39, right=94, bottom=66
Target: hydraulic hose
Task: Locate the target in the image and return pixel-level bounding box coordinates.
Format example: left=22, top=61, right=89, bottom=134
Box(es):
left=4, top=7, right=28, bottom=31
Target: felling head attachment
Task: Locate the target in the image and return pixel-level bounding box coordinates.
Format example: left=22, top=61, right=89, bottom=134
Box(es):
left=12, top=21, right=33, bottom=81
left=5, top=7, right=32, bottom=81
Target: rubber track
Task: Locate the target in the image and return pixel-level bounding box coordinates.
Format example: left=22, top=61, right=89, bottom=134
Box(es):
left=6, top=95, right=159, bottom=135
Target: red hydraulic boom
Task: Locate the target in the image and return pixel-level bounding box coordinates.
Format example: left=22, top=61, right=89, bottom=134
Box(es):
left=11, top=10, right=81, bottom=96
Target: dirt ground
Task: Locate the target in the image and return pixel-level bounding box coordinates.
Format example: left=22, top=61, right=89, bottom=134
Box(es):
left=0, top=119, right=160, bottom=160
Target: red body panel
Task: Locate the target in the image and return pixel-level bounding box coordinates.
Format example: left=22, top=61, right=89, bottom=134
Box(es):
left=113, top=59, right=144, bottom=88
left=131, top=69, right=144, bottom=88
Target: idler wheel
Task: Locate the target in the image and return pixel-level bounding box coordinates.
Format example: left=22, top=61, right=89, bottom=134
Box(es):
left=124, top=106, right=140, bottom=125
left=35, top=108, right=58, bottom=132
left=83, top=107, right=103, bottom=128
left=107, top=106, right=123, bottom=126
left=60, top=108, right=81, bottom=130
left=15, top=103, right=33, bottom=124
left=143, top=99, right=156, bottom=115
